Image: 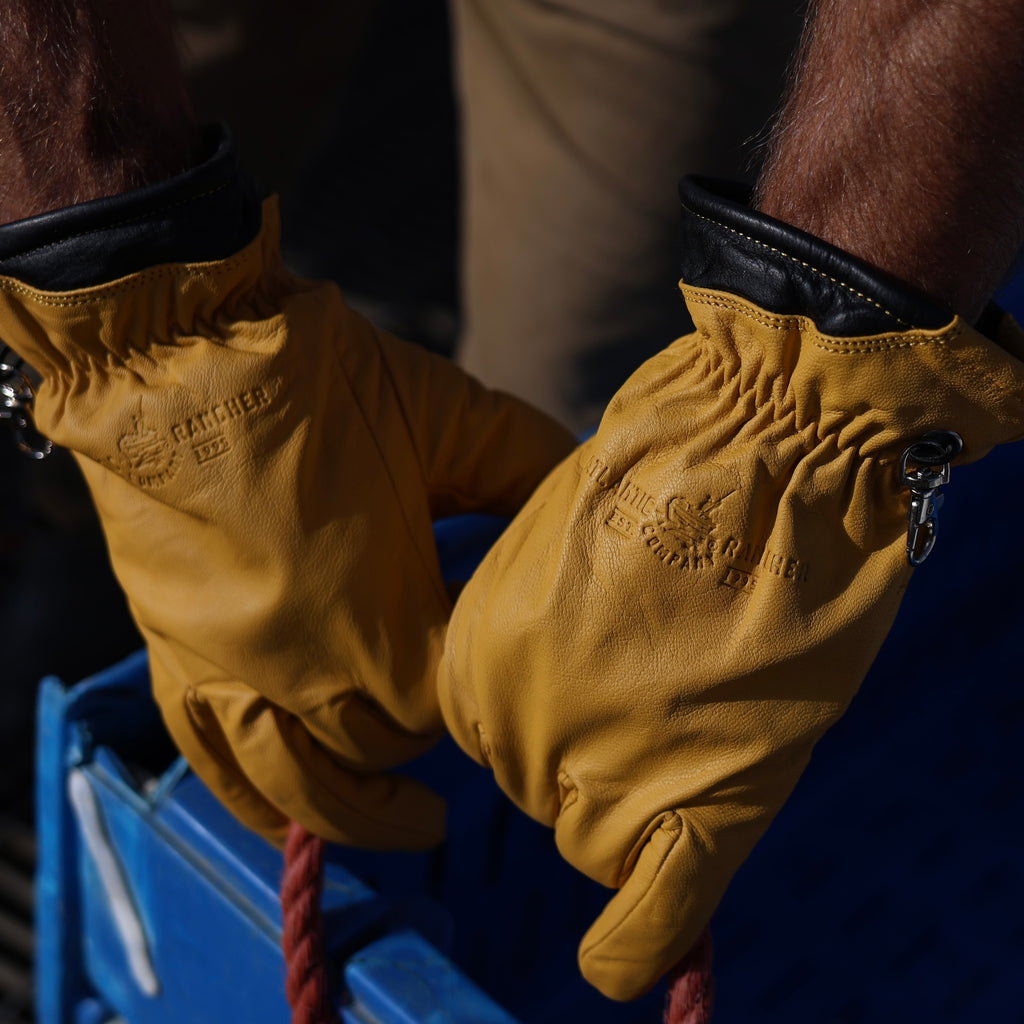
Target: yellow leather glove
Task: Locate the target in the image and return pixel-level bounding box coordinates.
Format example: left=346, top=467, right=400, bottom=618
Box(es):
left=438, top=177, right=1024, bottom=1000
left=0, top=130, right=574, bottom=850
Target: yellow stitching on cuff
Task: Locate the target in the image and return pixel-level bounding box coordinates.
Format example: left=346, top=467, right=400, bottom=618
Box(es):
left=681, top=202, right=911, bottom=328
left=683, top=290, right=962, bottom=352
left=0, top=249, right=253, bottom=306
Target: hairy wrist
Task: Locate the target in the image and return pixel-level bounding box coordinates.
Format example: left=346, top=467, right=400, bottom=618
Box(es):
left=0, top=0, right=196, bottom=224
left=754, top=0, right=1024, bottom=322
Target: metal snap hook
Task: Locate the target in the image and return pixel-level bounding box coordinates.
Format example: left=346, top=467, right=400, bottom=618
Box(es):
left=0, top=359, right=52, bottom=460
left=899, top=430, right=963, bottom=566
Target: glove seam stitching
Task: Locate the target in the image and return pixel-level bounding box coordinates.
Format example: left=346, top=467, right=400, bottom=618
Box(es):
left=685, top=291, right=962, bottom=351
left=0, top=255, right=257, bottom=379
left=680, top=202, right=912, bottom=328
left=0, top=250, right=250, bottom=306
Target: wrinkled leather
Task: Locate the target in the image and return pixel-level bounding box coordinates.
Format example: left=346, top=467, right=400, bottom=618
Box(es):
left=439, top=182, right=1024, bottom=1000
left=0, top=195, right=575, bottom=849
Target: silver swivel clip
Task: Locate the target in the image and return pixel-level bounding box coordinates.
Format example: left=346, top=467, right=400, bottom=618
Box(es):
left=0, top=348, right=52, bottom=460
left=899, top=430, right=963, bottom=566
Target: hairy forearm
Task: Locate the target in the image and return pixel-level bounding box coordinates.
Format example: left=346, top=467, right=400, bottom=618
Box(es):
left=754, top=0, right=1024, bottom=322
left=0, top=0, right=196, bottom=224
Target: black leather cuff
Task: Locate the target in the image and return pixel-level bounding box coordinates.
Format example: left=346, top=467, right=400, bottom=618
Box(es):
left=0, top=125, right=265, bottom=292
left=678, top=177, right=954, bottom=337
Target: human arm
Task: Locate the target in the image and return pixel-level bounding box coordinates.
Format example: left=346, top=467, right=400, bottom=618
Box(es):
left=0, top=0, right=197, bottom=223
left=754, top=0, right=1024, bottom=323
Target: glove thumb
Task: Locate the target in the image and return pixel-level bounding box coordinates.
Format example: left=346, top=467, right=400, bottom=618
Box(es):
left=577, top=811, right=722, bottom=1002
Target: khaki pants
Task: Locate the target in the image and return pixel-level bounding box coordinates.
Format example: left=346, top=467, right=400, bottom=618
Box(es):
left=452, top=0, right=801, bottom=428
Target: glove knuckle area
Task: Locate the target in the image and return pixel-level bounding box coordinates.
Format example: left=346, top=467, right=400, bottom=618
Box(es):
left=174, top=678, right=445, bottom=850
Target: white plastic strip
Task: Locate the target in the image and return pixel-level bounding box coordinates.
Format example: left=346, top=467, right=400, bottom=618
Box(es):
left=67, top=768, right=160, bottom=997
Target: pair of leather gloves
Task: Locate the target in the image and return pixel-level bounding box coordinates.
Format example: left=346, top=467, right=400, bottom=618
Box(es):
left=4, top=128, right=1024, bottom=1002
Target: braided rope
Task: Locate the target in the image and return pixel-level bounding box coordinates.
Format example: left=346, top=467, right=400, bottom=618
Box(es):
left=281, top=821, right=339, bottom=1024
left=664, top=928, right=715, bottom=1024
left=281, top=818, right=712, bottom=1024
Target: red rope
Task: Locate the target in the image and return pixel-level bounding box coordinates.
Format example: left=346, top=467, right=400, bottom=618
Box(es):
left=663, top=928, right=715, bottom=1024
left=281, top=818, right=712, bottom=1024
left=281, top=821, right=339, bottom=1024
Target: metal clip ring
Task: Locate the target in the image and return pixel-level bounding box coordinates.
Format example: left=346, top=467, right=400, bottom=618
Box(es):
left=899, top=430, right=963, bottom=567
left=0, top=360, right=52, bottom=460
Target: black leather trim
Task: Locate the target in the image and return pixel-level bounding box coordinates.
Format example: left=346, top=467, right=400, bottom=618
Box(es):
left=678, top=177, right=954, bottom=336
left=0, top=125, right=265, bottom=291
